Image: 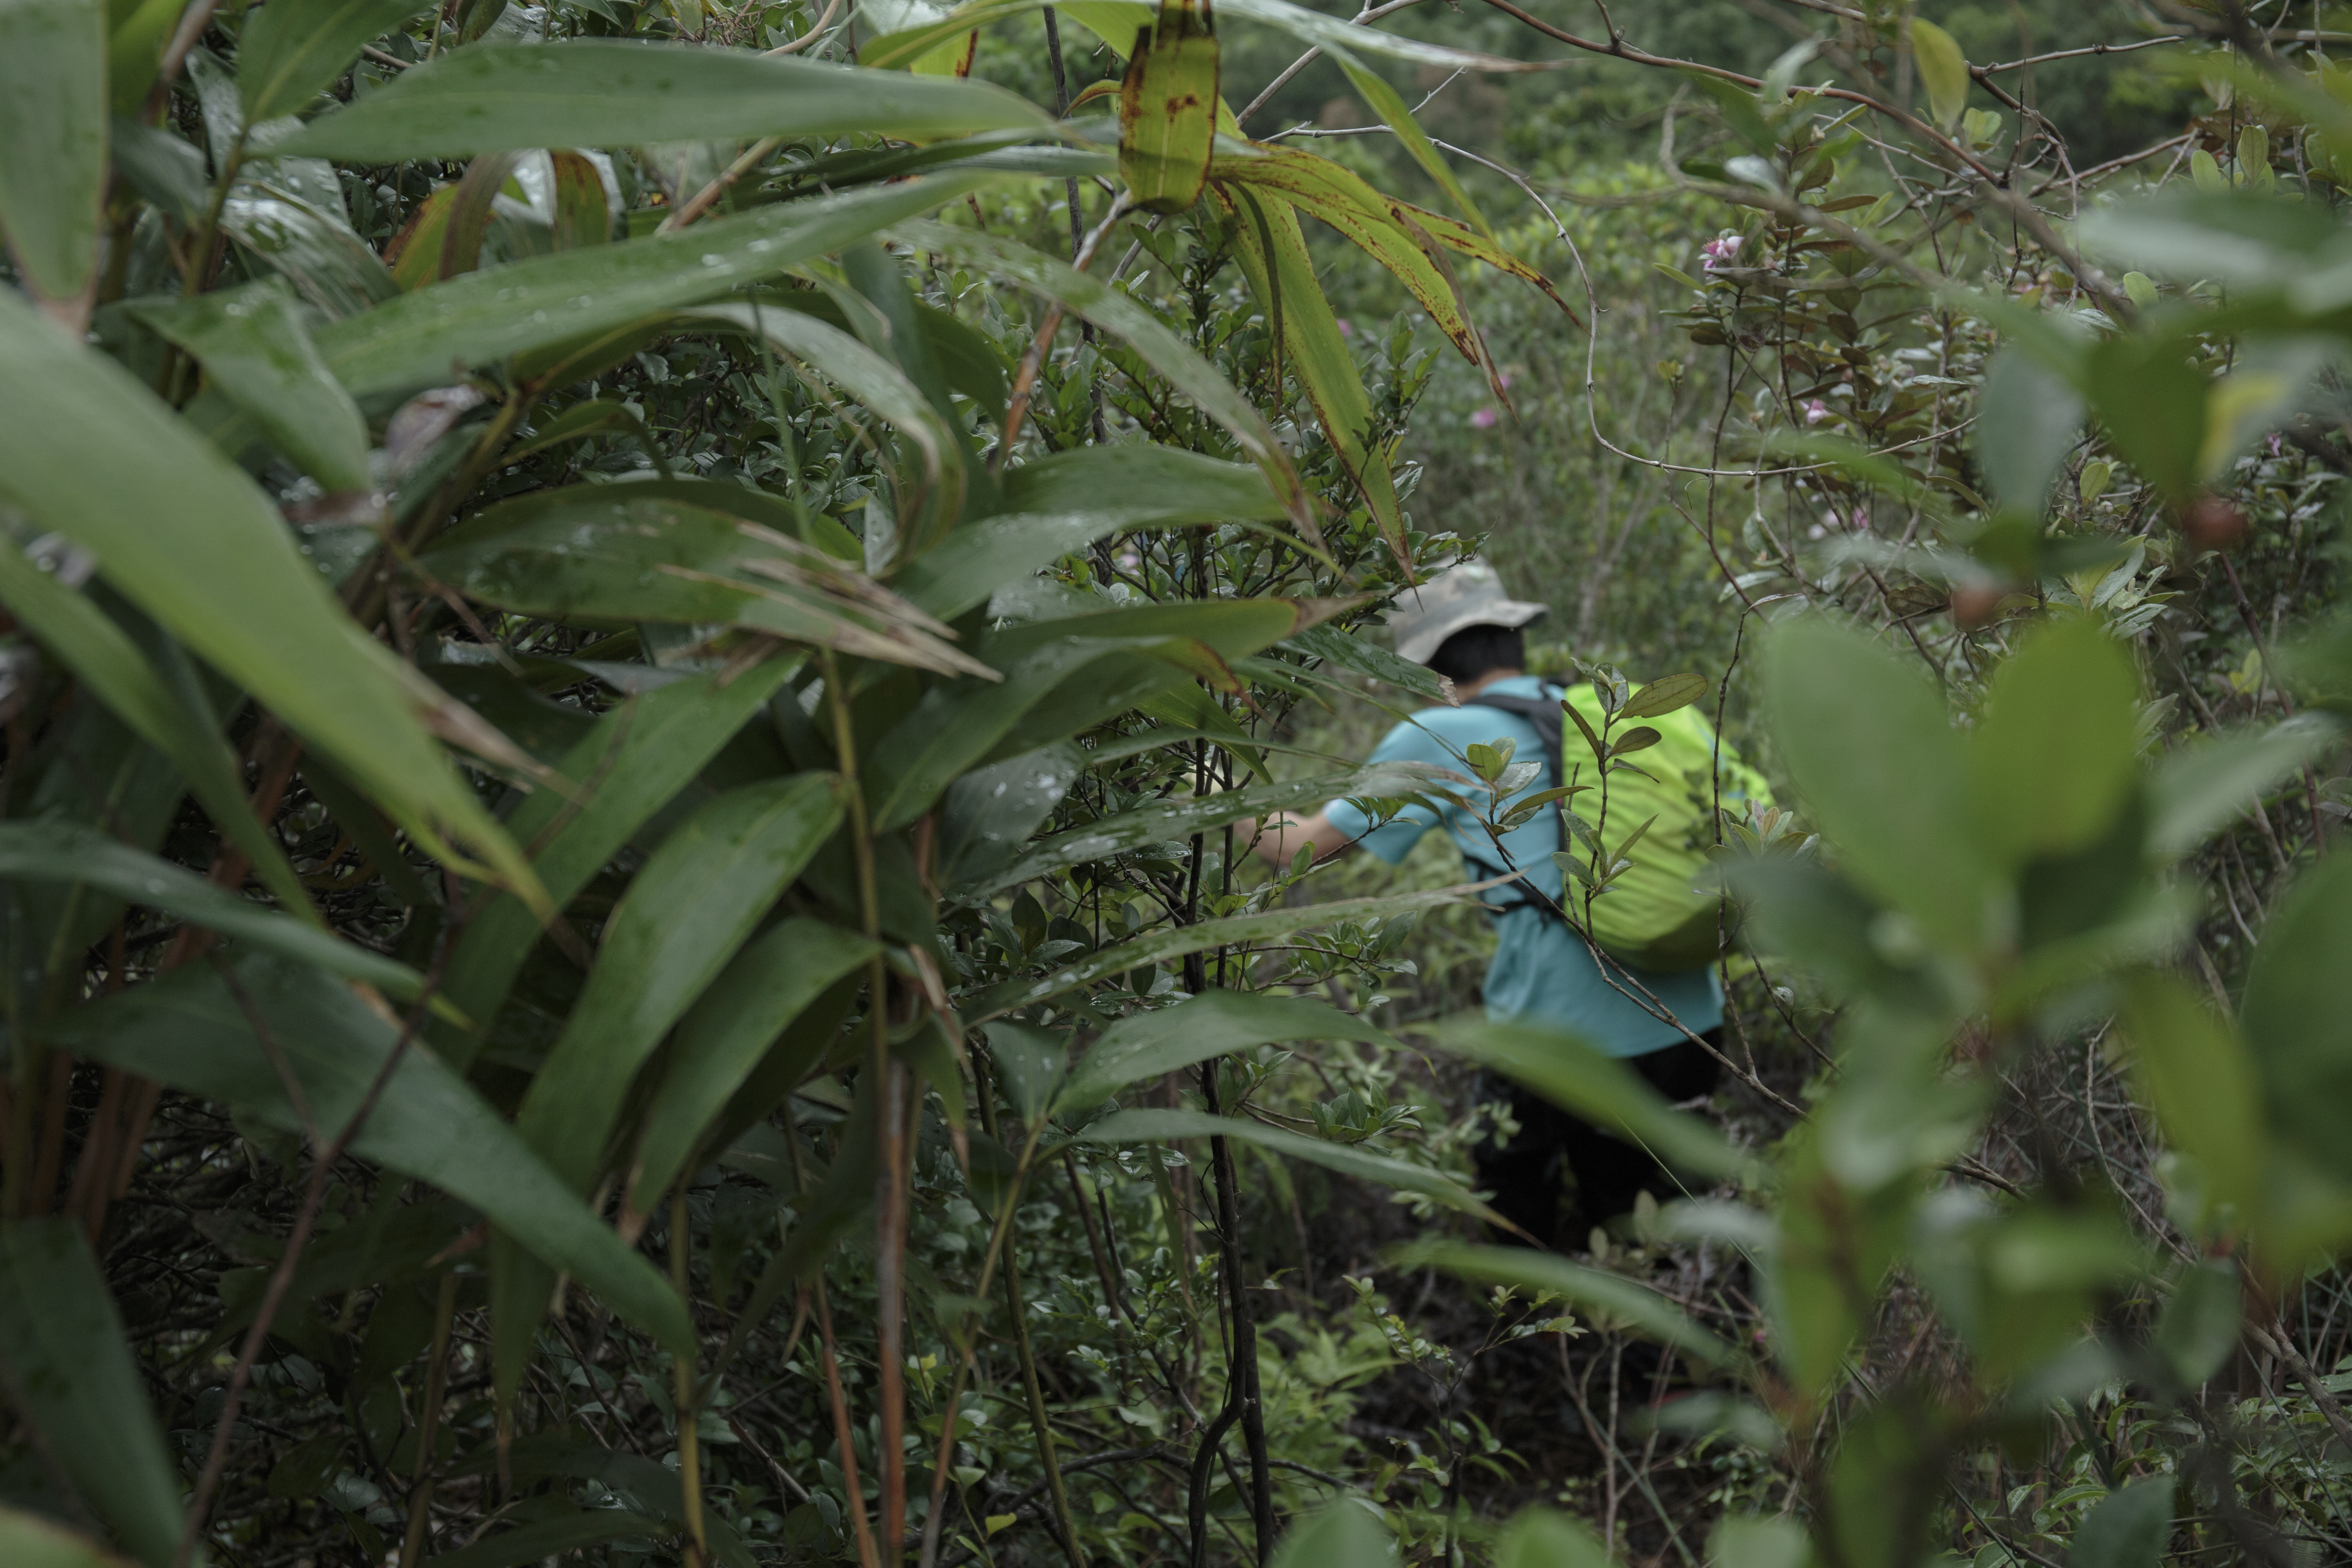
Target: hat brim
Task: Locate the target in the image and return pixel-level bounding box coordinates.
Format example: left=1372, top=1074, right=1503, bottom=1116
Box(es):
left=1397, top=598, right=1548, bottom=667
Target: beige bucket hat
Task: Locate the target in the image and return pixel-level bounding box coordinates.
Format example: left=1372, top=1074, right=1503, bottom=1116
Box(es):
left=1389, top=557, right=1549, bottom=666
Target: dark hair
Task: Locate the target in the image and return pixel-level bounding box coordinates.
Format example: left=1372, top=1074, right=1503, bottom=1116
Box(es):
left=1425, top=622, right=1526, bottom=685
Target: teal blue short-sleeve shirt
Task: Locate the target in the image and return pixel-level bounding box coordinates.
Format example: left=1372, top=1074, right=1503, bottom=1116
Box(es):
left=1319, top=676, right=1722, bottom=1057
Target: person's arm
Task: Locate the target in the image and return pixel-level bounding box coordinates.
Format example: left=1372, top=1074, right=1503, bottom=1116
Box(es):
left=1240, top=807, right=1354, bottom=868
left=1240, top=715, right=1452, bottom=868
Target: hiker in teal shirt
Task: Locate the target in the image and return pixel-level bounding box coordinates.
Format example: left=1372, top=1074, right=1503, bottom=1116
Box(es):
left=1243, top=559, right=1725, bottom=1248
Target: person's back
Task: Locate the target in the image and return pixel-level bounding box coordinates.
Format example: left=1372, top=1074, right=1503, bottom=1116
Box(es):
left=1243, top=559, right=1728, bottom=1248
left=1314, top=672, right=1724, bottom=1051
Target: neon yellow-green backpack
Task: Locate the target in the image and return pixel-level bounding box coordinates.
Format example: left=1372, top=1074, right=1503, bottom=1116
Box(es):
left=1473, top=679, right=1773, bottom=971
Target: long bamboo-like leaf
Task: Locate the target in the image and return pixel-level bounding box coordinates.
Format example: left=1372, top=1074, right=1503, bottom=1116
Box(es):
left=1119, top=0, right=1218, bottom=214
left=1210, top=184, right=1405, bottom=567
left=1282, top=621, right=1455, bottom=706
left=43, top=954, right=695, bottom=1356
left=1214, top=0, right=1539, bottom=71
left=865, top=635, right=1218, bottom=833
left=1072, top=1107, right=1489, bottom=1215
left=421, top=1510, right=666, bottom=1568
left=977, top=597, right=1355, bottom=767
left=430, top=660, right=802, bottom=1072
left=0, top=537, right=318, bottom=918
left=970, top=760, right=1446, bottom=895
left=690, top=301, right=965, bottom=552
left=1381, top=194, right=1581, bottom=324
left=435, top=150, right=520, bottom=281
left=895, top=448, right=1289, bottom=619
left=277, top=40, right=1052, bottom=160
left=1134, top=682, right=1274, bottom=781
left=746, top=286, right=1010, bottom=419
left=1327, top=50, right=1490, bottom=238
left=0, top=290, right=540, bottom=901
left=384, top=182, right=456, bottom=292
left=862, top=0, right=1538, bottom=76
left=548, top=147, right=612, bottom=249
left=862, top=0, right=1049, bottom=67
left=503, top=398, right=667, bottom=470
left=0, top=820, right=423, bottom=996
left=514, top=774, right=846, bottom=1191
left=220, top=183, right=402, bottom=318
left=888, top=216, right=1317, bottom=539
left=1212, top=143, right=1484, bottom=366
left=502, top=1438, right=758, bottom=1565
left=1427, top=1017, right=1748, bottom=1181
left=127, top=279, right=370, bottom=491
left=209, top=1196, right=472, bottom=1342
left=1394, top=1241, right=1744, bottom=1366
left=0, top=0, right=105, bottom=308
left=966, top=879, right=1489, bottom=1021
left=236, top=0, right=437, bottom=123
left=871, top=596, right=1348, bottom=830
left=626, top=915, right=877, bottom=1212
left=1056, top=988, right=1400, bottom=1112
left=893, top=510, right=1206, bottom=621
left=415, top=483, right=992, bottom=678
left=0, top=1506, right=138, bottom=1568
left=0, top=1222, right=184, bottom=1568
left=1004, top=443, right=1283, bottom=519
left=708, top=1074, right=877, bottom=1381
left=316, top=176, right=996, bottom=402
left=990, top=594, right=1351, bottom=661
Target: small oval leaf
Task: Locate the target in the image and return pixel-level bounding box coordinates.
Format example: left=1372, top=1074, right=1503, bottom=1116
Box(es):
left=1618, top=671, right=1708, bottom=719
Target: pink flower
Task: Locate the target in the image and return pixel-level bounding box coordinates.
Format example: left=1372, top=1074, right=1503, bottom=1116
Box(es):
left=1336, top=318, right=1353, bottom=337
left=1804, top=398, right=1829, bottom=425
left=1497, top=372, right=1514, bottom=390
left=1700, top=234, right=1743, bottom=271
left=2266, top=434, right=2284, bottom=457
left=1470, top=408, right=1499, bottom=429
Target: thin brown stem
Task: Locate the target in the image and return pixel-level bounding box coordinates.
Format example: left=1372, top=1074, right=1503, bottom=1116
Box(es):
left=172, top=904, right=460, bottom=1568
left=1003, top=1235, right=1084, bottom=1568
left=821, top=650, right=906, bottom=1558
left=670, top=1184, right=708, bottom=1568
left=917, top=1048, right=1057, bottom=1568
left=816, top=1281, right=883, bottom=1568
left=997, top=196, right=1129, bottom=463
left=658, top=136, right=785, bottom=233
left=395, top=1270, right=461, bottom=1568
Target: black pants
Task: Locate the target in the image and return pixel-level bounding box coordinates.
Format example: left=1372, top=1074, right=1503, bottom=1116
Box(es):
left=1473, top=1032, right=1723, bottom=1249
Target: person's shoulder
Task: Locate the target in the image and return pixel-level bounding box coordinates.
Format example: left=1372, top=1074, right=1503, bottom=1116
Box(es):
left=1450, top=678, right=1561, bottom=721
left=1359, top=698, right=1498, bottom=766
left=1480, top=675, right=1560, bottom=699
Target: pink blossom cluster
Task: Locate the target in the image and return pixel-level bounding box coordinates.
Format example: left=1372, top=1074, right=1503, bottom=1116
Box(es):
left=1699, top=234, right=1743, bottom=271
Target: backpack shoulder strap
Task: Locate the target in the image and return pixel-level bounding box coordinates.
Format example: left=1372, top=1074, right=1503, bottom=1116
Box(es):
left=1460, top=688, right=1564, bottom=764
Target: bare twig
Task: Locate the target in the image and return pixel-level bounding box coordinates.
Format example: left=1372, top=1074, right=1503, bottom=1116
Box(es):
left=996, top=194, right=1131, bottom=463
left=765, top=0, right=843, bottom=53
left=658, top=135, right=786, bottom=233
left=174, top=924, right=461, bottom=1568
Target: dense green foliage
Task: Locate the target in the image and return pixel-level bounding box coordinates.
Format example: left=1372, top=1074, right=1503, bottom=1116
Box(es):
left=2, top=2, right=2352, bottom=1567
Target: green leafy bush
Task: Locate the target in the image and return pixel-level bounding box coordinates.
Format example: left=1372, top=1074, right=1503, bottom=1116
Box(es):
left=0, top=2, right=2348, bottom=1567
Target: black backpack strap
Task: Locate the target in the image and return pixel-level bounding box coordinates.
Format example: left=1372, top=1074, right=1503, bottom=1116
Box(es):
left=1458, top=687, right=1567, bottom=918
